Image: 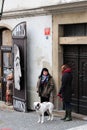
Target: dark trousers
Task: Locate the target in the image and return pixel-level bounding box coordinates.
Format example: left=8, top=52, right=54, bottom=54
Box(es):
left=40, top=97, right=49, bottom=103
left=64, top=101, right=72, bottom=110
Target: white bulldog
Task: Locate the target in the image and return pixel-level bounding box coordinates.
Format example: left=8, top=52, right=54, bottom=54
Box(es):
left=34, top=102, right=54, bottom=123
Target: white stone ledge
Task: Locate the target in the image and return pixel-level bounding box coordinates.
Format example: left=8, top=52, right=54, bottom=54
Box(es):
left=2, top=1, right=87, bottom=19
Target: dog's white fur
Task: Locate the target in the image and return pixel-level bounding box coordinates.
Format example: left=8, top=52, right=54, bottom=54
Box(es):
left=34, top=101, right=54, bottom=123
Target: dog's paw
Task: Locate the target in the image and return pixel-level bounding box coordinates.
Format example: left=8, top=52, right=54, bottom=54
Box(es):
left=37, top=120, right=41, bottom=123
left=51, top=116, right=53, bottom=121
left=47, top=117, right=51, bottom=120
left=41, top=121, right=44, bottom=124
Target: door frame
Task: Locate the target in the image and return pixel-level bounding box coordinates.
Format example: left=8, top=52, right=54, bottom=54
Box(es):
left=52, top=10, right=87, bottom=111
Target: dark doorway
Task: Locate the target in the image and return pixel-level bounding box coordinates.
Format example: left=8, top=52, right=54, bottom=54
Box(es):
left=1, top=46, right=13, bottom=102
left=63, top=45, right=87, bottom=115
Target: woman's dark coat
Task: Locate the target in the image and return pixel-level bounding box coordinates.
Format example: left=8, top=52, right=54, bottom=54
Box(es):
left=37, top=75, right=54, bottom=98
left=59, top=72, right=73, bottom=102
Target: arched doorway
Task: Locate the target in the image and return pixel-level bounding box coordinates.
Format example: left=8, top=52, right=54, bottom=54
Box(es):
left=0, top=27, right=13, bottom=103
left=0, top=22, right=27, bottom=112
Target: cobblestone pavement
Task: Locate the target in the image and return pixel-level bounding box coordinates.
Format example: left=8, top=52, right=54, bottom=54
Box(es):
left=67, top=124, right=87, bottom=130
left=0, top=109, right=87, bottom=130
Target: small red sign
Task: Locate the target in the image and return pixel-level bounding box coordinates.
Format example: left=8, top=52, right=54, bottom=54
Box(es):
left=44, top=28, right=50, bottom=35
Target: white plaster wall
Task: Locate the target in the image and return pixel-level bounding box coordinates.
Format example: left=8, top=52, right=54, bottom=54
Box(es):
left=27, top=15, right=52, bottom=109
left=27, top=16, right=52, bottom=83
left=3, top=0, right=85, bottom=12
left=0, top=15, right=52, bottom=109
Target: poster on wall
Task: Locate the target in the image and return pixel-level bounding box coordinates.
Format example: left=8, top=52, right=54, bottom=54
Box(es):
left=14, top=44, right=22, bottom=90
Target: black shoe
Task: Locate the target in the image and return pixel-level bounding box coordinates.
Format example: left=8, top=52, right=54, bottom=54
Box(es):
left=61, top=117, right=66, bottom=120
left=64, top=110, right=72, bottom=121
left=61, top=110, right=68, bottom=120
left=64, top=117, right=72, bottom=121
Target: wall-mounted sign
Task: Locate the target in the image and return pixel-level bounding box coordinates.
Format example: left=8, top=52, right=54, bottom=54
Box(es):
left=1, top=46, right=12, bottom=51
left=12, top=22, right=26, bottom=37
left=44, top=28, right=50, bottom=35
left=44, top=28, right=50, bottom=39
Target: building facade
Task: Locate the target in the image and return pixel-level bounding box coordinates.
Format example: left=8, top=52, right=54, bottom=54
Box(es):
left=0, top=0, right=87, bottom=114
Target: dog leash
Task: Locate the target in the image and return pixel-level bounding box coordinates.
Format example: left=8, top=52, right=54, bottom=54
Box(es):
left=53, top=94, right=63, bottom=101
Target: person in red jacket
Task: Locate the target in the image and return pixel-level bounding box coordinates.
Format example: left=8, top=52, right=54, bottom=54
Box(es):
left=58, top=64, right=73, bottom=121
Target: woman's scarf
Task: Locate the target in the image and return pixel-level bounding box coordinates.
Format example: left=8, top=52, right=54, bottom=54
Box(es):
left=41, top=75, right=49, bottom=84
left=62, top=68, right=72, bottom=75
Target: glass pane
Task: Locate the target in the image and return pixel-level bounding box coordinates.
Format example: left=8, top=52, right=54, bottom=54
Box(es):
left=3, top=52, right=13, bottom=82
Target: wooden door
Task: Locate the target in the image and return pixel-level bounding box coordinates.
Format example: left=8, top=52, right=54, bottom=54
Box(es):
left=63, top=45, right=87, bottom=115
left=79, top=46, right=87, bottom=114
left=12, top=22, right=27, bottom=112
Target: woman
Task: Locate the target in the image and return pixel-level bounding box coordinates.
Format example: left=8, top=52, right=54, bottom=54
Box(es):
left=37, top=68, right=54, bottom=103
left=58, top=64, right=73, bottom=121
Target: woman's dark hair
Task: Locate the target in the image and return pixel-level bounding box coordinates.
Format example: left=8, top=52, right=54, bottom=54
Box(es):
left=39, top=68, right=50, bottom=78
left=62, top=64, right=71, bottom=71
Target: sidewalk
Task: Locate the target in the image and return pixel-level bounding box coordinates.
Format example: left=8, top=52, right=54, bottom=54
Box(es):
left=0, top=101, right=86, bottom=130
left=67, top=124, right=87, bottom=130
left=0, top=110, right=86, bottom=130
left=0, top=101, right=13, bottom=111
left=53, top=110, right=87, bottom=121
left=0, top=100, right=87, bottom=121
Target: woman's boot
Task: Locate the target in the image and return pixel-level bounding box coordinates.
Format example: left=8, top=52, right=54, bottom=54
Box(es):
left=65, top=109, right=72, bottom=121
left=61, top=110, right=68, bottom=120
